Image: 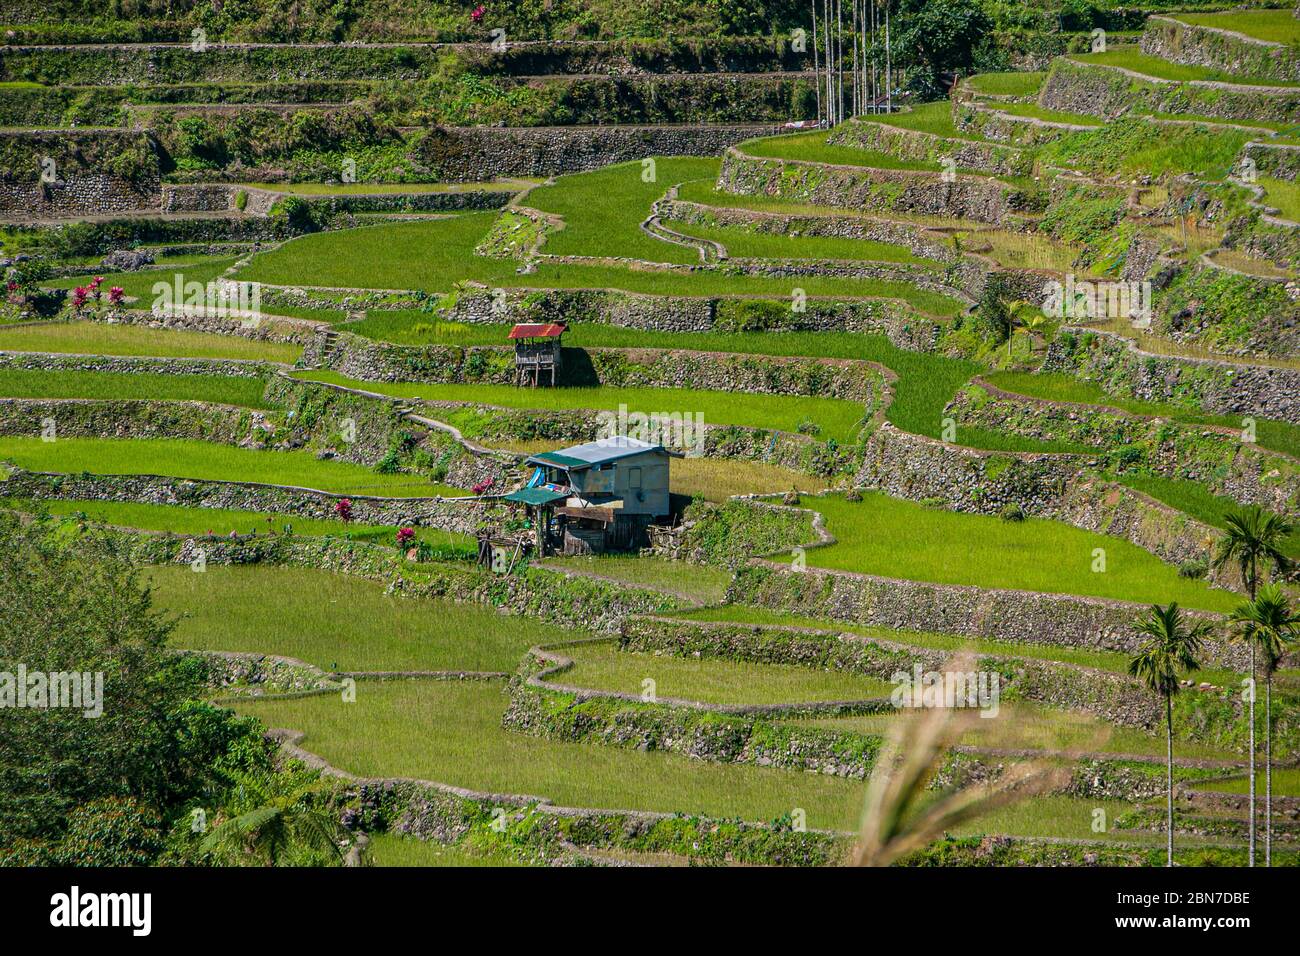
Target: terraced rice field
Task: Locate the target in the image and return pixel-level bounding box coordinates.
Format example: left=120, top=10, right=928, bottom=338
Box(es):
left=5, top=8, right=1295, bottom=874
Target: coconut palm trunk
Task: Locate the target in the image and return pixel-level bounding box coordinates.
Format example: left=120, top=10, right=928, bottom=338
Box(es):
left=1266, top=671, right=1273, bottom=866
left=1165, top=692, right=1174, bottom=867
left=1248, top=640, right=1256, bottom=866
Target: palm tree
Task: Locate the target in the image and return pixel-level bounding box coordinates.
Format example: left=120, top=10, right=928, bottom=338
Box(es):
left=201, top=771, right=345, bottom=867
left=1228, top=584, right=1299, bottom=867
left=1129, top=602, right=1208, bottom=867
left=1211, top=506, right=1293, bottom=601
left=1210, top=506, right=1293, bottom=866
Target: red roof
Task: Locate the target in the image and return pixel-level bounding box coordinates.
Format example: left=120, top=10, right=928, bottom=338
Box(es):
left=508, top=322, right=566, bottom=340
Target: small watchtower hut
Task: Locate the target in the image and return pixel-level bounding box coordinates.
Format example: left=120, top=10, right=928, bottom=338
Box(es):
left=509, top=322, right=565, bottom=386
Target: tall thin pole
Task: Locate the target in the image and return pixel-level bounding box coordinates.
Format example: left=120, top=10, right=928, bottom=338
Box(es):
left=884, top=0, right=892, bottom=113
left=836, top=0, right=843, bottom=125
left=851, top=0, right=859, bottom=116
left=869, top=0, right=877, bottom=112
left=811, top=1, right=821, bottom=125
left=824, top=0, right=834, bottom=124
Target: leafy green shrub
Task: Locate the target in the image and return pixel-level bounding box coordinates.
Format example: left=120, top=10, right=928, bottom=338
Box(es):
left=56, top=797, right=164, bottom=867
left=999, top=503, right=1026, bottom=522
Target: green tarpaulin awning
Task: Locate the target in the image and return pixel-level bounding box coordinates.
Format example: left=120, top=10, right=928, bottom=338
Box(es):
left=503, top=487, right=569, bottom=506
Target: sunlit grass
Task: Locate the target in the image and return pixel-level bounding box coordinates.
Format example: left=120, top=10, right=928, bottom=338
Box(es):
left=664, top=218, right=943, bottom=266
left=366, top=832, right=531, bottom=867
left=1116, top=474, right=1300, bottom=559
left=4, top=497, right=473, bottom=552
left=1196, top=768, right=1300, bottom=796
left=1258, top=176, right=1300, bottom=221
left=291, top=369, right=872, bottom=444
left=234, top=212, right=962, bottom=312
left=231, top=678, right=869, bottom=829
left=984, top=370, right=1300, bottom=459
left=152, top=565, right=559, bottom=673
left=800, top=701, right=1238, bottom=761
left=336, top=321, right=1090, bottom=454
left=523, top=157, right=717, bottom=264
left=672, top=604, right=1246, bottom=687
left=964, top=72, right=1046, bottom=97
left=1173, top=10, right=1300, bottom=46
left=0, top=436, right=460, bottom=497
left=556, top=639, right=894, bottom=704
left=0, top=368, right=271, bottom=407
left=805, top=493, right=1240, bottom=611
left=995, top=102, right=1102, bottom=126
left=1073, top=49, right=1300, bottom=87
left=0, top=321, right=301, bottom=362
left=670, top=455, right=830, bottom=502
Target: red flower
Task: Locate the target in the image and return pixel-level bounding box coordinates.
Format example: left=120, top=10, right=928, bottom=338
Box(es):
left=334, top=498, right=353, bottom=522
left=471, top=4, right=485, bottom=21
left=472, top=477, right=494, bottom=495
left=108, top=286, right=124, bottom=305
left=396, top=527, right=416, bottom=546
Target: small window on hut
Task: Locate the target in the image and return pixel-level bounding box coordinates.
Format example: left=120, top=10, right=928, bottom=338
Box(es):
left=628, top=467, right=642, bottom=490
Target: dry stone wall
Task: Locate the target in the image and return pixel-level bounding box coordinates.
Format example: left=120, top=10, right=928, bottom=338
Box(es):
left=0, top=129, right=161, bottom=219
left=947, top=381, right=1300, bottom=514
left=3, top=468, right=499, bottom=533
left=1141, top=15, right=1300, bottom=85
left=729, top=562, right=1246, bottom=669
left=621, top=615, right=1164, bottom=728
left=0, top=350, right=275, bottom=379
left=1043, top=327, right=1300, bottom=425
left=310, top=330, right=888, bottom=405
left=828, top=117, right=1033, bottom=177
left=1039, top=57, right=1300, bottom=125
left=717, top=149, right=1027, bottom=225
left=416, top=124, right=781, bottom=181
left=853, top=427, right=1239, bottom=585
left=0, top=397, right=267, bottom=445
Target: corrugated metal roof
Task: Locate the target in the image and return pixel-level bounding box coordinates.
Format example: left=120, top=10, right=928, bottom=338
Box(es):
left=526, top=436, right=664, bottom=471
left=508, top=322, right=567, bottom=339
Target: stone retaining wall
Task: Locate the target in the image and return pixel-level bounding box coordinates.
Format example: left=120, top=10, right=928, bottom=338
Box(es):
left=0, top=129, right=162, bottom=219
left=0, top=397, right=269, bottom=445
left=2, top=468, right=498, bottom=533
left=661, top=197, right=961, bottom=263
left=0, top=349, right=276, bottom=379
left=1039, top=57, right=1300, bottom=125
left=621, top=615, right=1165, bottom=728
left=122, top=530, right=682, bottom=634
left=504, top=626, right=1241, bottom=790
left=1043, top=326, right=1300, bottom=425
left=415, top=124, right=781, bottom=181
left=119, top=305, right=323, bottom=345
left=951, top=101, right=1075, bottom=147
left=828, top=117, right=1033, bottom=177
left=854, top=426, right=1239, bottom=585
left=1242, top=141, right=1300, bottom=183
left=717, top=148, right=1029, bottom=225
left=946, top=381, right=1300, bottom=514
left=1142, top=15, right=1300, bottom=85
left=161, top=183, right=234, bottom=213
left=728, top=561, right=1245, bottom=669
left=308, top=330, right=889, bottom=405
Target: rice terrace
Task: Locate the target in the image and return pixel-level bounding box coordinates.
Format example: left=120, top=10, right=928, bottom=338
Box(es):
left=2, top=0, right=1300, bottom=902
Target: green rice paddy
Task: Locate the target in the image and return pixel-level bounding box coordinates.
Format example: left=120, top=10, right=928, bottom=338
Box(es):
left=0, top=436, right=461, bottom=497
